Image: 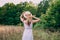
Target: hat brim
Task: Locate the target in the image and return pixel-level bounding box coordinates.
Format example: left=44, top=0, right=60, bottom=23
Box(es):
left=24, top=13, right=32, bottom=18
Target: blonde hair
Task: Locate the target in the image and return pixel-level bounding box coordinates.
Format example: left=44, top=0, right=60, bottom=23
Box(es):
left=22, top=11, right=32, bottom=26
left=22, top=11, right=32, bottom=18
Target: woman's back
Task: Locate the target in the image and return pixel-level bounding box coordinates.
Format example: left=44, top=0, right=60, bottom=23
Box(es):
left=23, top=21, right=33, bottom=29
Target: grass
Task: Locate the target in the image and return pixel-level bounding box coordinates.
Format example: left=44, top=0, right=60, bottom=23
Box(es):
left=0, top=25, right=60, bottom=40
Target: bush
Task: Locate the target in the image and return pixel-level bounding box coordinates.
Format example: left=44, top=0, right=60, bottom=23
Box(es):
left=34, top=0, right=60, bottom=30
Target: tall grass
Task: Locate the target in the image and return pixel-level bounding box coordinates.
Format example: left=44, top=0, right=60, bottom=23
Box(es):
left=33, top=29, right=60, bottom=40
left=0, top=25, right=60, bottom=40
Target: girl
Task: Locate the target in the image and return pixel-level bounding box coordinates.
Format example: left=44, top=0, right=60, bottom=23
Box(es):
left=20, top=11, right=40, bottom=40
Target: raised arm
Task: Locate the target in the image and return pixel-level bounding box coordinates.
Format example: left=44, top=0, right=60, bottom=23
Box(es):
left=20, top=14, right=24, bottom=22
left=32, top=16, right=40, bottom=23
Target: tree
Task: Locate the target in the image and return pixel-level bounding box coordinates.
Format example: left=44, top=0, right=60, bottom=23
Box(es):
left=36, top=0, right=49, bottom=17
left=34, top=0, right=60, bottom=30
left=0, top=2, right=37, bottom=25
left=40, top=0, right=60, bottom=29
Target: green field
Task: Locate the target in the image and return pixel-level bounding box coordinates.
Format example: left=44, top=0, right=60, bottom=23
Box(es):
left=0, top=25, right=60, bottom=40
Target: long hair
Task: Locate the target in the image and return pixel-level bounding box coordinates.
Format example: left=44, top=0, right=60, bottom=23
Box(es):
left=22, top=11, right=32, bottom=26
left=27, top=20, right=31, bottom=26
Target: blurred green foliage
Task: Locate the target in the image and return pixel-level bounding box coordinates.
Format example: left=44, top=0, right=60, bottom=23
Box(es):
left=0, top=0, right=60, bottom=30
left=0, top=2, right=37, bottom=25
left=34, top=0, right=60, bottom=30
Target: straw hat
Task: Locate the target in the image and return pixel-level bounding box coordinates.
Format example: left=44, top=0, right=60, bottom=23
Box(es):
left=23, top=11, right=32, bottom=18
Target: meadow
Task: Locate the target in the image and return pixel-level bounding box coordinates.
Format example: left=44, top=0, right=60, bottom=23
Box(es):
left=0, top=25, right=60, bottom=40
left=0, top=0, right=60, bottom=40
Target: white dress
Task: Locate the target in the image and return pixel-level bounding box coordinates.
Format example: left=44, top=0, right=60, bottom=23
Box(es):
left=22, top=22, right=33, bottom=40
